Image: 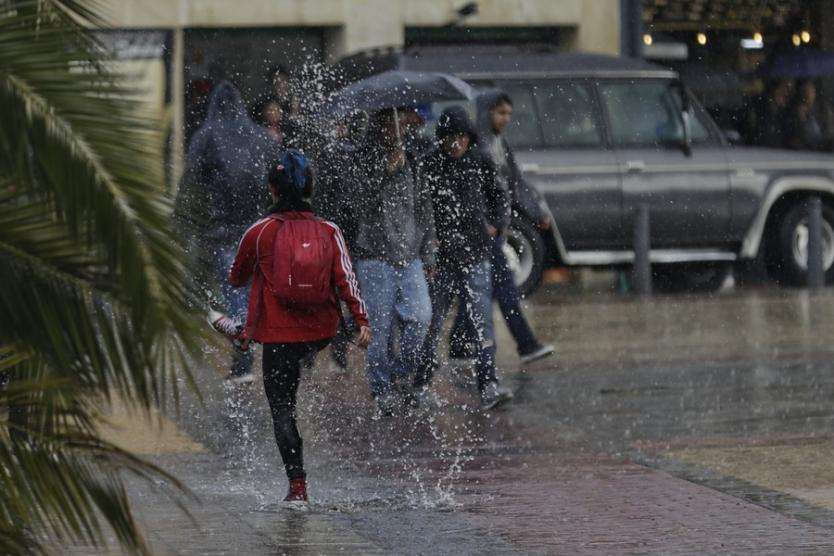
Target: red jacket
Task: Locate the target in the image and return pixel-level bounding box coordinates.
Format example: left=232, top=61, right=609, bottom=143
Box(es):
left=229, top=210, right=368, bottom=344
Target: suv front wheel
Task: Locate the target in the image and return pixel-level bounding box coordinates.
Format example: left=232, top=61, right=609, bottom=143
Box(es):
left=767, top=200, right=834, bottom=286
left=503, top=217, right=545, bottom=297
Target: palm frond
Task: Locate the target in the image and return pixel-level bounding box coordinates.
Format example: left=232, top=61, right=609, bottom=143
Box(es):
left=0, top=1, right=206, bottom=407
left=1, top=373, right=194, bottom=555
left=0, top=0, right=211, bottom=552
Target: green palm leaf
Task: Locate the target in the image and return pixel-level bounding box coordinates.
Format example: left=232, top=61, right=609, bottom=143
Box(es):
left=1, top=0, right=209, bottom=553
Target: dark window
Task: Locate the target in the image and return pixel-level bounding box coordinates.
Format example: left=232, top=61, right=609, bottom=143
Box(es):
left=533, top=81, right=602, bottom=147
left=599, top=80, right=709, bottom=146
left=497, top=83, right=543, bottom=149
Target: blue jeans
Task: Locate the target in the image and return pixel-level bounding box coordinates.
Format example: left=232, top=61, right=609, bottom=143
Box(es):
left=449, top=236, right=539, bottom=356
left=214, top=245, right=253, bottom=376
left=417, top=260, right=497, bottom=391
left=355, top=259, right=432, bottom=397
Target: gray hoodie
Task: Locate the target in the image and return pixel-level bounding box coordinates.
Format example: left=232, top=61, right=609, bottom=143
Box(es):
left=476, top=91, right=546, bottom=224
left=351, top=143, right=437, bottom=269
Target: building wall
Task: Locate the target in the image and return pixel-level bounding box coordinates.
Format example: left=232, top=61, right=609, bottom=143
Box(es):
left=103, top=0, right=620, bottom=56
left=101, top=0, right=620, bottom=183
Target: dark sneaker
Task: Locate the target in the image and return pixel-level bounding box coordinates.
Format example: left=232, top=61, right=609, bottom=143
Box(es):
left=283, top=477, right=308, bottom=505
left=519, top=343, right=555, bottom=364
left=413, top=387, right=443, bottom=412
left=374, top=392, right=397, bottom=418
left=480, top=381, right=513, bottom=410
left=330, top=345, right=348, bottom=373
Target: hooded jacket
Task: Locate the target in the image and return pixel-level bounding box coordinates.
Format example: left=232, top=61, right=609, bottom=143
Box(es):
left=421, top=106, right=510, bottom=269
left=176, top=81, right=281, bottom=246
left=476, top=91, right=546, bottom=225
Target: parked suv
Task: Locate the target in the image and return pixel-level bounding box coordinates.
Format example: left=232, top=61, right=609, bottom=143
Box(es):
left=336, top=47, right=834, bottom=293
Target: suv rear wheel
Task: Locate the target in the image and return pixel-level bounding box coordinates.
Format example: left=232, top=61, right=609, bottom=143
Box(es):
left=504, top=217, right=545, bottom=297
left=767, top=200, right=834, bottom=286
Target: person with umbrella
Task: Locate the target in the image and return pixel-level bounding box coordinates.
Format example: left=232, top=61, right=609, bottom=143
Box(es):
left=326, top=70, right=478, bottom=412
left=350, top=108, right=437, bottom=415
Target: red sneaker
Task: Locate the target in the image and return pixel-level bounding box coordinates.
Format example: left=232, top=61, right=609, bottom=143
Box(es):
left=283, top=478, right=308, bottom=504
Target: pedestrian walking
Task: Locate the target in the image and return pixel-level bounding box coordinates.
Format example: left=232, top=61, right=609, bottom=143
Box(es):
left=351, top=108, right=437, bottom=415
left=255, top=96, right=286, bottom=147
left=176, top=80, right=281, bottom=383
left=227, top=150, right=371, bottom=504
left=785, top=80, right=830, bottom=151
left=313, top=110, right=369, bottom=371
left=448, top=91, right=554, bottom=365
left=416, top=106, right=513, bottom=410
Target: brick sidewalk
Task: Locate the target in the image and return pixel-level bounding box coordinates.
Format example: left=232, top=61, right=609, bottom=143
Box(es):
left=64, top=450, right=834, bottom=555
left=61, top=290, right=834, bottom=554
left=456, top=454, right=834, bottom=554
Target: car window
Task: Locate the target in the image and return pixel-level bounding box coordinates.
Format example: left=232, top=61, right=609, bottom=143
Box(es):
left=533, top=81, right=602, bottom=147
left=600, top=80, right=709, bottom=146
left=495, top=83, right=543, bottom=149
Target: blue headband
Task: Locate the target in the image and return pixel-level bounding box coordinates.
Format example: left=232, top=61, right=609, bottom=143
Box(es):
left=281, top=149, right=308, bottom=191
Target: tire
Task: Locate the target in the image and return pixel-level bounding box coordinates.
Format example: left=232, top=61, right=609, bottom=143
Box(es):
left=766, top=200, right=834, bottom=286
left=650, top=263, right=731, bottom=293
left=504, top=217, right=545, bottom=297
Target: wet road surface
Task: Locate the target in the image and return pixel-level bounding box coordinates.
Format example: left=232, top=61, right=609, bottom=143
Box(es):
left=77, top=288, right=834, bottom=554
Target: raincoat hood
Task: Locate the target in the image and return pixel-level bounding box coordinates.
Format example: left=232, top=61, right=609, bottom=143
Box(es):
left=436, top=105, right=478, bottom=144
left=206, top=81, right=246, bottom=122
left=205, top=80, right=249, bottom=124
left=177, top=81, right=281, bottom=244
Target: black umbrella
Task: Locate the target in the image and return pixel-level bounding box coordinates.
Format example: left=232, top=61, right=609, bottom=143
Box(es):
left=324, top=70, right=475, bottom=145
left=326, top=70, right=475, bottom=117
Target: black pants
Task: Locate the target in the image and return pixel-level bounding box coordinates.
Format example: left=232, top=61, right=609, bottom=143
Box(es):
left=262, top=339, right=329, bottom=480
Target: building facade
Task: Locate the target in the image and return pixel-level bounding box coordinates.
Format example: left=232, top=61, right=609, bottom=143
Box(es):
left=98, top=0, right=621, bottom=179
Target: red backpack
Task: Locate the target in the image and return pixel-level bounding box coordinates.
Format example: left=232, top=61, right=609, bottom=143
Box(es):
left=267, top=215, right=334, bottom=307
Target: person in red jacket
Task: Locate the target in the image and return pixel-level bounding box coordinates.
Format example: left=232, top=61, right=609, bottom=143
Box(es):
left=228, top=150, right=371, bottom=504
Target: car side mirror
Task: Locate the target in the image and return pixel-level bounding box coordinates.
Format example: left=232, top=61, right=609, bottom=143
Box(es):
left=723, top=129, right=743, bottom=145
left=671, top=81, right=693, bottom=157
left=681, top=109, right=693, bottom=156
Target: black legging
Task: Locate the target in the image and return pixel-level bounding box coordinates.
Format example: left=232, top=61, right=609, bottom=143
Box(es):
left=262, top=339, right=329, bottom=480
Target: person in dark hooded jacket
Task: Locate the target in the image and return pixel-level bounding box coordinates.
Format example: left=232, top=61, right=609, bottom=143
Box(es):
left=415, top=106, right=513, bottom=410
left=448, top=91, right=555, bottom=365
left=176, top=80, right=281, bottom=381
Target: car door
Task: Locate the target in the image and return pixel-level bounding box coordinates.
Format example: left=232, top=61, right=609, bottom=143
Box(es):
left=598, top=79, right=732, bottom=249
left=502, top=79, right=623, bottom=251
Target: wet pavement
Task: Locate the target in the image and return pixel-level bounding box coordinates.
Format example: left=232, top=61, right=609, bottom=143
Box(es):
left=79, top=287, right=834, bottom=554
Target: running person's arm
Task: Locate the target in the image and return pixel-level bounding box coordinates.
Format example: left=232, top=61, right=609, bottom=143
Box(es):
left=228, top=221, right=263, bottom=287
left=326, top=222, right=369, bottom=329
